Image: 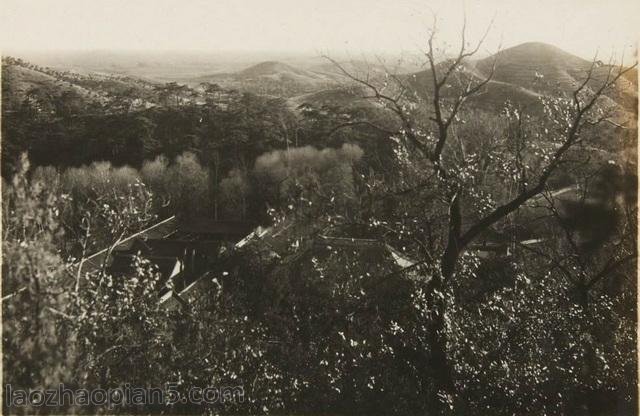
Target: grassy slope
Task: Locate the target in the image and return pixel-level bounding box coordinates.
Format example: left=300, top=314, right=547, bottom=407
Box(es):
left=2, top=64, right=98, bottom=111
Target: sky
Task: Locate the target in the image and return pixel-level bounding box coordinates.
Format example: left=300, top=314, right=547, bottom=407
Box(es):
left=1, top=0, right=638, bottom=61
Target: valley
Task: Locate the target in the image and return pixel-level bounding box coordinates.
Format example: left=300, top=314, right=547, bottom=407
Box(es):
left=2, top=37, right=637, bottom=415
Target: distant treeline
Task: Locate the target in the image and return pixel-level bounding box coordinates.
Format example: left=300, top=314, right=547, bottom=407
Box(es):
left=20, top=143, right=365, bottom=257
left=1, top=57, right=397, bottom=183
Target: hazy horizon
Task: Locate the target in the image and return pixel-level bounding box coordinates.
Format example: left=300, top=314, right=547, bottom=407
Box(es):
left=2, top=0, right=638, bottom=63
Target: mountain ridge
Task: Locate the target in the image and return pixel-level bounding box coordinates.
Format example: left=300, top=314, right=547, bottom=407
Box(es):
left=3, top=42, right=636, bottom=114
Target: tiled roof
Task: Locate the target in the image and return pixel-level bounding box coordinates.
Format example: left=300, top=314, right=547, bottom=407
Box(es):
left=77, top=216, right=178, bottom=275
left=179, top=218, right=253, bottom=238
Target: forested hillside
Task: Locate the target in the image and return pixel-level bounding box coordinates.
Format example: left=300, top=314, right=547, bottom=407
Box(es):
left=1, top=32, right=638, bottom=415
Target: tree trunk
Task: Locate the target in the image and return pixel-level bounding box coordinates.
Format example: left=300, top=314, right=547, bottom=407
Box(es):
left=426, top=264, right=459, bottom=414
left=426, top=195, right=463, bottom=414
left=576, top=284, right=596, bottom=416
left=208, top=151, right=220, bottom=221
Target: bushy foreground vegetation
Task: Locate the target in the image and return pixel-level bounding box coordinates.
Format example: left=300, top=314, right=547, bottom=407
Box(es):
left=1, top=34, right=638, bottom=416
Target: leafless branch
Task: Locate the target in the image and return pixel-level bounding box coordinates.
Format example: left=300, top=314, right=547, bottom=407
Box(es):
left=459, top=61, right=637, bottom=248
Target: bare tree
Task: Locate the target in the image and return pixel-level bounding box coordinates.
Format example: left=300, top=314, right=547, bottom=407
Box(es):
left=326, top=15, right=637, bottom=413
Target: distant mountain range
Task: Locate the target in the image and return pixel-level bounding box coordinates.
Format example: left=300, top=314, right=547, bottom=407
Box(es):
left=408, top=42, right=637, bottom=115
left=3, top=42, right=637, bottom=118
left=188, top=59, right=399, bottom=98
left=189, top=60, right=336, bottom=97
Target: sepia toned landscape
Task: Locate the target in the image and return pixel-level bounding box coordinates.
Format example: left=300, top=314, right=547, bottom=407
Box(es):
left=1, top=0, right=638, bottom=414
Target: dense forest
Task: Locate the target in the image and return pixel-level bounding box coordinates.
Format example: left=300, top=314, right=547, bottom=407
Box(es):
left=1, top=28, right=638, bottom=416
